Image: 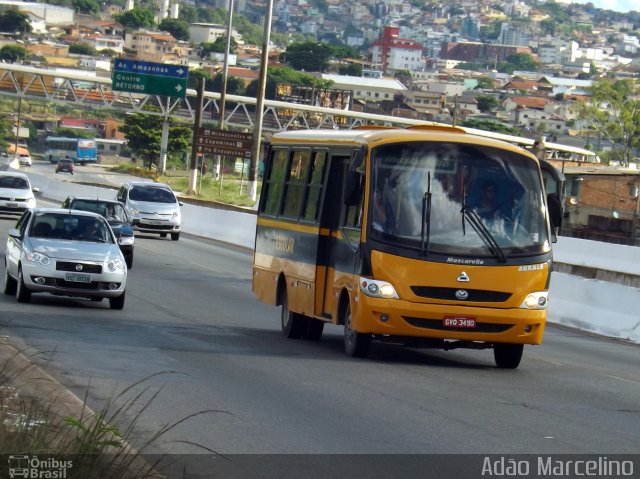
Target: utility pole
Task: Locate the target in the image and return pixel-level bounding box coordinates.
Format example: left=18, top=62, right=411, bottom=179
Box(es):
left=214, top=0, right=234, bottom=181
left=188, top=77, right=205, bottom=195
left=159, top=97, right=170, bottom=175
left=247, top=0, right=274, bottom=203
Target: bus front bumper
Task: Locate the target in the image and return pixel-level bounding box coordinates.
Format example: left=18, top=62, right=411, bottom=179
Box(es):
left=353, top=297, right=546, bottom=345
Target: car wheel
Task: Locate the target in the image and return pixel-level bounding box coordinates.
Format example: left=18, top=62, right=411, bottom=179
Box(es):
left=109, top=291, right=125, bottom=310
left=3, top=265, right=17, bottom=295
left=281, top=289, right=306, bottom=339
left=16, top=267, right=31, bottom=303
left=493, top=343, right=524, bottom=369
left=344, top=302, right=371, bottom=358
left=125, top=255, right=133, bottom=269
left=160, top=233, right=167, bottom=238
left=171, top=233, right=180, bottom=241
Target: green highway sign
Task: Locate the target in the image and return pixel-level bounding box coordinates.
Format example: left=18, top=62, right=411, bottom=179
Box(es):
left=111, top=60, right=188, bottom=98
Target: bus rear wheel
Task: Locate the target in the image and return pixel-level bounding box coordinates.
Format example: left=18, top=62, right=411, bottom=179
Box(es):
left=281, top=290, right=306, bottom=339
left=344, top=303, right=370, bottom=358
left=493, top=343, right=524, bottom=369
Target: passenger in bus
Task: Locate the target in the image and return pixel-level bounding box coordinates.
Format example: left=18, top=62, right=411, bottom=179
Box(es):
left=475, top=180, right=500, bottom=220
left=371, top=181, right=396, bottom=235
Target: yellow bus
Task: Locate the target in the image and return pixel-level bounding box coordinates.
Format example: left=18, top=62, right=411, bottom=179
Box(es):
left=252, top=125, right=562, bottom=368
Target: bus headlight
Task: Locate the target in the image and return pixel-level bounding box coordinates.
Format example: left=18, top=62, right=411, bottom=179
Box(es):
left=359, top=277, right=399, bottom=299
left=520, top=292, right=548, bottom=309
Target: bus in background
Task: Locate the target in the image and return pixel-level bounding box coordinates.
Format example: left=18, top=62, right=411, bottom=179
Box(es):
left=252, top=125, right=563, bottom=369
left=45, top=137, right=98, bottom=165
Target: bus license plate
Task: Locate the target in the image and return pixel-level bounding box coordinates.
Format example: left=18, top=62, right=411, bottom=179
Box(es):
left=443, top=316, right=476, bottom=328
left=65, top=272, right=91, bottom=283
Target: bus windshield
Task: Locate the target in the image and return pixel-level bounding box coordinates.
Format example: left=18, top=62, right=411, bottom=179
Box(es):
left=369, top=142, right=550, bottom=257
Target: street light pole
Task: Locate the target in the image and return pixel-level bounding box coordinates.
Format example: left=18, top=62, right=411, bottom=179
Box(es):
left=631, top=184, right=639, bottom=244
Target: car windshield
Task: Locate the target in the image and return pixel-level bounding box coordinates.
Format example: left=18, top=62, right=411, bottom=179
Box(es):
left=70, top=200, right=128, bottom=223
left=0, top=176, right=29, bottom=189
left=369, top=141, right=550, bottom=258
left=30, top=213, right=113, bottom=243
left=129, top=186, right=176, bottom=203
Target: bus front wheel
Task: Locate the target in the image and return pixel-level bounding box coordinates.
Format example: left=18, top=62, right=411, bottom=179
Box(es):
left=493, top=343, right=524, bottom=369
left=344, top=303, right=371, bottom=358
left=281, top=290, right=306, bottom=339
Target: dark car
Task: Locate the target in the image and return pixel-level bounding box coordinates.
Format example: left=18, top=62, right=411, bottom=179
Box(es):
left=61, top=196, right=135, bottom=269
left=56, top=158, right=74, bottom=174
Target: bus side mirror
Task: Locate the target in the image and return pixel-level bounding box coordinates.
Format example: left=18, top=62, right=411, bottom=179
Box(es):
left=547, top=193, right=562, bottom=240
left=343, top=170, right=362, bottom=206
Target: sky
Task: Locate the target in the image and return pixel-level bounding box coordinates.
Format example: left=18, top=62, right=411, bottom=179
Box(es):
left=570, top=0, right=639, bottom=13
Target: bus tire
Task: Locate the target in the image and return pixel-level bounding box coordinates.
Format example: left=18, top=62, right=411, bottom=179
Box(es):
left=281, top=290, right=305, bottom=339
left=344, top=303, right=370, bottom=358
left=493, top=343, right=523, bottom=369
left=302, top=319, right=324, bottom=341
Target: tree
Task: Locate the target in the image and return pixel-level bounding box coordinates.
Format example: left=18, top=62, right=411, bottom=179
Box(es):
left=0, top=10, right=32, bottom=35
left=210, top=74, right=245, bottom=95
left=497, top=53, right=538, bottom=74
left=159, top=18, right=190, bottom=41
left=282, top=41, right=333, bottom=72
left=0, top=45, right=27, bottom=63
left=475, top=76, right=495, bottom=90
left=245, top=67, right=330, bottom=100
left=201, top=36, right=238, bottom=57
left=120, top=113, right=191, bottom=168
left=69, top=44, right=97, bottom=56
left=339, top=63, right=362, bottom=76
left=574, top=79, right=640, bottom=167
left=476, top=94, right=499, bottom=113
left=115, top=8, right=155, bottom=30
left=72, top=0, right=100, bottom=14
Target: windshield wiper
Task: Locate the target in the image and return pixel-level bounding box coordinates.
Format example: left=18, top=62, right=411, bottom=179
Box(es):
left=460, top=186, right=506, bottom=263
left=420, top=172, right=432, bottom=256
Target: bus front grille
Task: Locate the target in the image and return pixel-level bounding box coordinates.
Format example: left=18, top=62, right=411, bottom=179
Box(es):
left=410, top=286, right=511, bottom=302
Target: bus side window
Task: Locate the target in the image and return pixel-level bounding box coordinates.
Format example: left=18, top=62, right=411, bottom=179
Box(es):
left=282, top=150, right=311, bottom=219
left=342, top=172, right=364, bottom=246
left=302, top=151, right=327, bottom=222
left=262, top=149, right=289, bottom=216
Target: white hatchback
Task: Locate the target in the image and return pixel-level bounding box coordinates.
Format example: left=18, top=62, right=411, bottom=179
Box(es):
left=0, top=172, right=38, bottom=216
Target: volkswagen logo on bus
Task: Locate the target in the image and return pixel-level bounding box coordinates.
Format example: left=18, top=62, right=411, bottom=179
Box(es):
left=75, top=264, right=83, bottom=272
left=455, top=289, right=469, bottom=300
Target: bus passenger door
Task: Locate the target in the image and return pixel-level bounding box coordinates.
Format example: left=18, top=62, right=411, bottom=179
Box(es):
left=316, top=155, right=362, bottom=320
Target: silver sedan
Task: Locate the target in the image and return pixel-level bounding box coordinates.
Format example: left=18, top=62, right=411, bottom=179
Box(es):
left=3, top=208, right=127, bottom=309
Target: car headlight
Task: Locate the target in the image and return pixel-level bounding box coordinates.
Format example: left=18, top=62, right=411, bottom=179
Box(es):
left=118, top=236, right=135, bottom=246
left=105, top=258, right=125, bottom=272
left=26, top=251, right=50, bottom=266
left=128, top=207, right=139, bottom=216
left=520, top=291, right=548, bottom=309
left=172, top=211, right=181, bottom=220
left=26, top=197, right=36, bottom=207
left=359, top=277, right=399, bottom=299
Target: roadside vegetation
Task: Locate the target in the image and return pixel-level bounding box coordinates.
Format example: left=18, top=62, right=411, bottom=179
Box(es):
left=110, top=163, right=261, bottom=207
left=0, top=350, right=218, bottom=478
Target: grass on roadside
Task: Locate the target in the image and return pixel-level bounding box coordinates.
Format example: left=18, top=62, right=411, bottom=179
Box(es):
left=1, top=351, right=223, bottom=478
left=109, top=163, right=261, bottom=207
